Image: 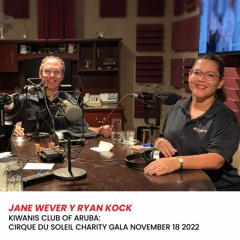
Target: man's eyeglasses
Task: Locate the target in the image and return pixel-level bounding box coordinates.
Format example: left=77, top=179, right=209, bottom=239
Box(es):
left=189, top=69, right=220, bottom=81
left=43, top=69, right=62, bottom=76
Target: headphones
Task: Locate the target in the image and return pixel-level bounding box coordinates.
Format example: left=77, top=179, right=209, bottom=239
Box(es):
left=125, top=148, right=161, bottom=169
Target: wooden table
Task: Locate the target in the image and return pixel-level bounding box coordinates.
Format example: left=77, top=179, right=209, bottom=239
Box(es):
left=13, top=136, right=216, bottom=191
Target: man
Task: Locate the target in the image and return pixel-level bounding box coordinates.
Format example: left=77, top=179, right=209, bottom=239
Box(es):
left=7, top=56, right=111, bottom=138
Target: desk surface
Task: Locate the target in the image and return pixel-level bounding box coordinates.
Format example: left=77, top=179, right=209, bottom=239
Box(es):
left=13, top=136, right=216, bottom=191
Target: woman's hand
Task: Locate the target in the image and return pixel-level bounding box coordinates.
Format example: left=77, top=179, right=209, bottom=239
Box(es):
left=144, top=157, right=180, bottom=176
left=14, top=125, right=25, bottom=137
left=154, top=138, right=177, bottom=157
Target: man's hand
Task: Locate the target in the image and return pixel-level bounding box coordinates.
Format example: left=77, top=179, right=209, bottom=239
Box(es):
left=14, top=125, right=25, bottom=137
left=100, top=125, right=112, bottom=137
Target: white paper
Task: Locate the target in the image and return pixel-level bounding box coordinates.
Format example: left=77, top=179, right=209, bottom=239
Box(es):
left=23, top=163, right=54, bottom=170
left=0, top=152, right=12, bottom=158
left=90, top=141, right=114, bottom=153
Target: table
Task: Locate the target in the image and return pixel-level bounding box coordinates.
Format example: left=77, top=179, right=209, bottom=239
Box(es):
left=13, top=136, right=216, bottom=191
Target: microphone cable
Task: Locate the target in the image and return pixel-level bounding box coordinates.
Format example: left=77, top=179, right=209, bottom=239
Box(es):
left=98, top=93, right=130, bottom=127
left=72, top=93, right=133, bottom=160
left=18, top=86, right=54, bottom=135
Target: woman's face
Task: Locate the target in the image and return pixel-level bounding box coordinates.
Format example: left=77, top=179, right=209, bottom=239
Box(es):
left=39, top=58, right=64, bottom=92
left=188, top=59, right=224, bottom=101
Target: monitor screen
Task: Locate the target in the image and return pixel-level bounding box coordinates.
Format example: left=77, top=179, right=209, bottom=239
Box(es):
left=23, top=58, right=72, bottom=87
left=199, top=0, right=240, bottom=55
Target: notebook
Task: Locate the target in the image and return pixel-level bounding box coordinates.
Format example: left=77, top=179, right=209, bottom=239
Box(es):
left=0, top=125, right=18, bottom=155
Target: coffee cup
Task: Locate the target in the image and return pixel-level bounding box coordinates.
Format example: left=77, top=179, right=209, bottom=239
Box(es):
left=20, top=45, right=30, bottom=54
left=142, top=129, right=151, bottom=144
left=67, top=43, right=77, bottom=53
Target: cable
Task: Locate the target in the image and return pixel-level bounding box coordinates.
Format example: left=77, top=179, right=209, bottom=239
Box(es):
left=21, top=93, right=53, bottom=131
left=71, top=93, right=133, bottom=159
left=99, top=93, right=130, bottom=126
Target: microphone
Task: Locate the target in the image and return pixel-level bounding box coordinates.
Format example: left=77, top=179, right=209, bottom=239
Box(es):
left=53, top=93, right=87, bottom=182
left=0, top=93, right=20, bottom=105
left=61, top=100, right=82, bottom=123
left=0, top=93, right=13, bottom=105
left=128, top=92, right=178, bottom=105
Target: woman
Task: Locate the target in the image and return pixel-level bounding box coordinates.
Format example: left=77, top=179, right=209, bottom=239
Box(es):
left=7, top=56, right=111, bottom=138
left=144, top=53, right=240, bottom=190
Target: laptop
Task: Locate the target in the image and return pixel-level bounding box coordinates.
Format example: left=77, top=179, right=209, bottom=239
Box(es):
left=67, top=126, right=100, bottom=139
left=55, top=126, right=98, bottom=141
left=0, top=125, right=18, bottom=155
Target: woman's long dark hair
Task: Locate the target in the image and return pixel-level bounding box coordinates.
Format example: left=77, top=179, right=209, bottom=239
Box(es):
left=193, top=53, right=227, bottom=102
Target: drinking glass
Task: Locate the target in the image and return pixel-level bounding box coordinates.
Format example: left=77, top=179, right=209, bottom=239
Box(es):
left=6, top=161, right=23, bottom=191
left=111, top=118, right=122, bottom=141
left=121, top=130, right=135, bottom=144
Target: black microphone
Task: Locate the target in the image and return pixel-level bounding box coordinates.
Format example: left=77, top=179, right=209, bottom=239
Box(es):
left=0, top=92, right=20, bottom=106
left=128, top=92, right=178, bottom=105
left=0, top=93, right=13, bottom=105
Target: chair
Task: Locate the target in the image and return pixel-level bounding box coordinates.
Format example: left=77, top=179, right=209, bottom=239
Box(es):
left=232, top=144, right=240, bottom=175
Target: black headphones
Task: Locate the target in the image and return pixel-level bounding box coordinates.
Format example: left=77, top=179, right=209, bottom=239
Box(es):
left=125, top=148, right=161, bottom=169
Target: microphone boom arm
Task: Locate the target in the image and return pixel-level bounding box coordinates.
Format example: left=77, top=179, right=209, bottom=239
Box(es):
left=143, top=97, right=161, bottom=126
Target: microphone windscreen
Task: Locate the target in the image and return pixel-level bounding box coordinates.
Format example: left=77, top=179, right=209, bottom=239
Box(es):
left=63, top=100, right=82, bottom=122
left=164, top=92, right=178, bottom=105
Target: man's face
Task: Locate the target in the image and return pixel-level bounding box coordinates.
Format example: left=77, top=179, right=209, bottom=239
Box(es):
left=39, top=58, right=64, bottom=92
